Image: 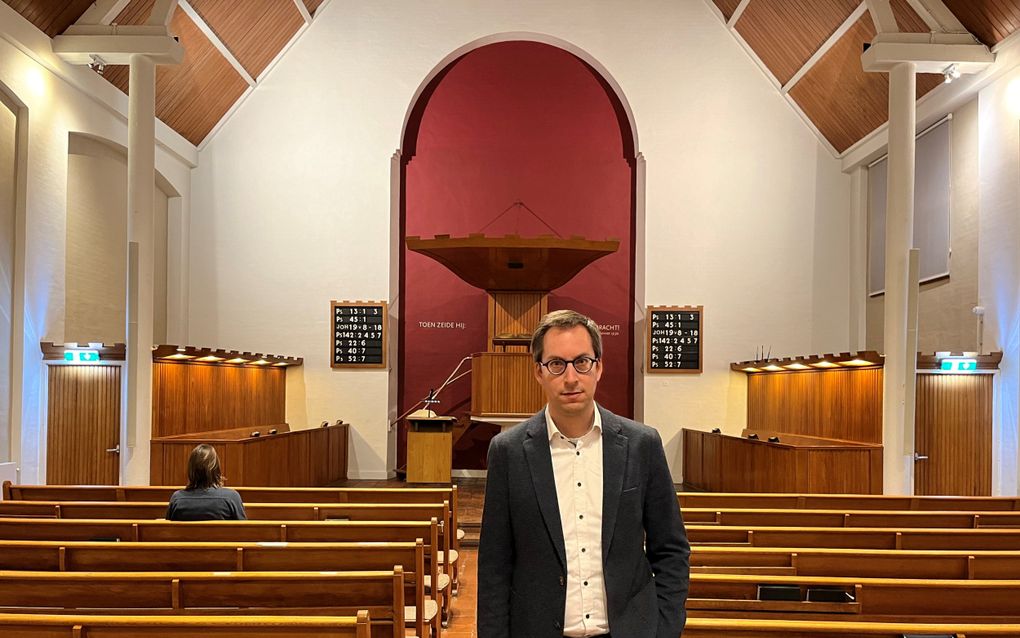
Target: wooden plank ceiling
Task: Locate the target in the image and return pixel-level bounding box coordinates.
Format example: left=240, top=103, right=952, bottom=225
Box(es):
left=713, top=0, right=1019, bottom=154
left=3, top=0, right=321, bottom=146
left=4, top=0, right=1017, bottom=152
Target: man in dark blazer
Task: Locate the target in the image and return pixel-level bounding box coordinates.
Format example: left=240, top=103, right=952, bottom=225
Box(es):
left=478, top=310, right=689, bottom=638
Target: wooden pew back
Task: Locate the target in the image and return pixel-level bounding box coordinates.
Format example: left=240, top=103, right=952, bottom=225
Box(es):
left=678, top=491, right=1020, bottom=511
left=0, top=570, right=403, bottom=638
left=690, top=546, right=1020, bottom=580
left=0, top=612, right=371, bottom=637
left=683, top=617, right=1020, bottom=637
left=687, top=524, right=1020, bottom=550
left=0, top=540, right=428, bottom=638
left=688, top=572, right=1020, bottom=621
left=682, top=507, right=1020, bottom=529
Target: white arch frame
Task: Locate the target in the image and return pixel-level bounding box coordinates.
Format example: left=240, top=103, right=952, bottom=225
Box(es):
left=386, top=33, right=648, bottom=474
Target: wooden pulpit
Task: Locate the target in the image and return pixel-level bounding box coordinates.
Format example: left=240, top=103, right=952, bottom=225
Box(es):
left=406, top=234, right=619, bottom=420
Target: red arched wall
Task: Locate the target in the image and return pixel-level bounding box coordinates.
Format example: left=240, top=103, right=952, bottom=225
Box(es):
left=400, top=41, right=635, bottom=469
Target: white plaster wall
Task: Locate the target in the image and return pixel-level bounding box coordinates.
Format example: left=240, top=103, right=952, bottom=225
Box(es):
left=0, top=4, right=194, bottom=482
left=977, top=70, right=1020, bottom=495
left=191, top=0, right=852, bottom=480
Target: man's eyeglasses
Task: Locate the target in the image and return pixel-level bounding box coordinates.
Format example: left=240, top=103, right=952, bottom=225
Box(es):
left=538, top=356, right=599, bottom=376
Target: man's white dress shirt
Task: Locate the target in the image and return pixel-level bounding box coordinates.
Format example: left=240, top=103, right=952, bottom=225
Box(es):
left=545, top=406, right=609, bottom=637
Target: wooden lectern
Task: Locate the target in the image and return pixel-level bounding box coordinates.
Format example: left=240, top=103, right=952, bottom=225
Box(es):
left=406, top=414, right=456, bottom=483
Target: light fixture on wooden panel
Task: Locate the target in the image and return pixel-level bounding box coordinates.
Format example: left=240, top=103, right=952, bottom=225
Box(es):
left=152, top=345, right=302, bottom=367
left=41, top=342, right=126, bottom=362
left=917, top=351, right=1001, bottom=373
left=732, top=350, right=883, bottom=373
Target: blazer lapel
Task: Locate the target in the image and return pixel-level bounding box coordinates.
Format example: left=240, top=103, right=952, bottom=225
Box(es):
left=600, top=407, right=628, bottom=562
left=523, top=415, right=567, bottom=572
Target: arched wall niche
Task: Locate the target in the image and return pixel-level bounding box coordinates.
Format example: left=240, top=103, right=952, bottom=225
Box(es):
left=396, top=36, right=640, bottom=471
left=65, top=133, right=178, bottom=345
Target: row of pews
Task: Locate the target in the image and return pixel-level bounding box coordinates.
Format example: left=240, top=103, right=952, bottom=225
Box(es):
left=2, top=483, right=1020, bottom=636
left=0, top=481, right=464, bottom=638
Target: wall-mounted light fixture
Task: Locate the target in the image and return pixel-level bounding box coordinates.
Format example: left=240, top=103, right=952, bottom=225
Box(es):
left=943, top=63, right=961, bottom=84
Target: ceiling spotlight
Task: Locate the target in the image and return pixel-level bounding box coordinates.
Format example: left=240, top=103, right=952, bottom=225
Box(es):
left=943, top=63, right=961, bottom=84
left=87, top=54, right=107, bottom=75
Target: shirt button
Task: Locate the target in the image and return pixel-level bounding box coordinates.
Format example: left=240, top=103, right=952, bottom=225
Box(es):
left=584, top=581, right=588, bottom=586
left=578, top=514, right=583, bottom=520
left=576, top=451, right=580, bottom=456
left=581, top=547, right=586, bottom=553
left=577, top=482, right=582, bottom=487
left=585, top=614, right=590, bottom=619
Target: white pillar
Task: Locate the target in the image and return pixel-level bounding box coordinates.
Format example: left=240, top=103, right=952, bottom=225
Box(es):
left=124, top=54, right=156, bottom=485
left=848, top=166, right=869, bottom=351
left=881, top=61, right=917, bottom=495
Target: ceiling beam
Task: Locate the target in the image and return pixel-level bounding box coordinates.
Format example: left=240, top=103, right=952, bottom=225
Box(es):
left=178, top=0, right=256, bottom=86
left=75, top=0, right=132, bottom=26
left=292, top=0, right=312, bottom=24
left=911, top=0, right=968, bottom=34
left=783, top=2, right=868, bottom=93
left=146, top=0, right=179, bottom=27
left=866, top=0, right=900, bottom=34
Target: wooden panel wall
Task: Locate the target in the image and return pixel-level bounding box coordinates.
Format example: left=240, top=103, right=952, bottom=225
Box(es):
left=915, top=374, right=993, bottom=496
left=47, top=365, right=120, bottom=485
left=682, top=428, right=881, bottom=494
left=151, top=424, right=348, bottom=486
left=471, top=352, right=544, bottom=417
left=747, top=367, right=883, bottom=444
left=152, top=362, right=286, bottom=437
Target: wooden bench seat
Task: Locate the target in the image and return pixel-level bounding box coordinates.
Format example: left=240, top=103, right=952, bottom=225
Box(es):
left=2, top=482, right=464, bottom=593
left=691, top=546, right=1020, bottom=579
left=0, top=569, right=403, bottom=638
left=683, top=617, right=1020, bottom=637
left=687, top=573, right=1020, bottom=622
left=0, top=539, right=433, bottom=637
left=678, top=492, right=1020, bottom=511
left=681, top=507, right=1020, bottom=528
left=0, top=517, right=445, bottom=634
left=0, top=612, right=372, bottom=637
left=686, top=524, right=1020, bottom=550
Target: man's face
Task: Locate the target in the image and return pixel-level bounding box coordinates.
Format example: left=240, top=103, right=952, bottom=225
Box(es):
left=534, top=325, right=603, bottom=422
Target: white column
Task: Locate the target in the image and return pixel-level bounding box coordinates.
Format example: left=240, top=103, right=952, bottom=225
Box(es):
left=124, top=54, right=156, bottom=484
left=848, top=166, right=869, bottom=350
left=881, top=61, right=917, bottom=495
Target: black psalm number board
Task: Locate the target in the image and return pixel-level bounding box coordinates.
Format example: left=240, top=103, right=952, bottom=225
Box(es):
left=331, top=301, right=387, bottom=369
left=647, top=305, right=703, bottom=374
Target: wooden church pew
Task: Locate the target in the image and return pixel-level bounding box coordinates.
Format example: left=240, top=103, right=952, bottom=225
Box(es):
left=0, top=569, right=404, bottom=638
left=683, top=617, right=1020, bottom=637
left=2, top=481, right=464, bottom=593
left=0, top=539, right=432, bottom=637
left=678, top=492, right=1020, bottom=511
left=681, top=507, right=1020, bottom=529
left=687, top=572, right=1020, bottom=622
left=0, top=612, right=372, bottom=637
left=690, top=546, right=1020, bottom=579
left=687, top=524, right=1020, bottom=550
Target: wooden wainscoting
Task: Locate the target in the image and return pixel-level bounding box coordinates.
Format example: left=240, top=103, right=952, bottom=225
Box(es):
left=46, top=365, right=120, bottom=485
left=915, top=373, right=993, bottom=496
left=152, top=361, right=286, bottom=437
left=747, top=367, right=883, bottom=443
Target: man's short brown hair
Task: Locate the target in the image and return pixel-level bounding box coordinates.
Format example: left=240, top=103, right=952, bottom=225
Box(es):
left=531, top=309, right=603, bottom=363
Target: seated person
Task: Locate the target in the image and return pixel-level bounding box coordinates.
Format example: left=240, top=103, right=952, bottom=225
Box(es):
left=165, top=444, right=247, bottom=521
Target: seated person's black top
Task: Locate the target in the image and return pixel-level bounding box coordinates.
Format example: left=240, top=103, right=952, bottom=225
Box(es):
left=165, top=487, right=247, bottom=521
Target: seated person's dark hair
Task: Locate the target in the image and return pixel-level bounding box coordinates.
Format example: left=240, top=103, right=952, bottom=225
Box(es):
left=166, top=444, right=247, bottom=521
left=187, top=443, right=224, bottom=490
